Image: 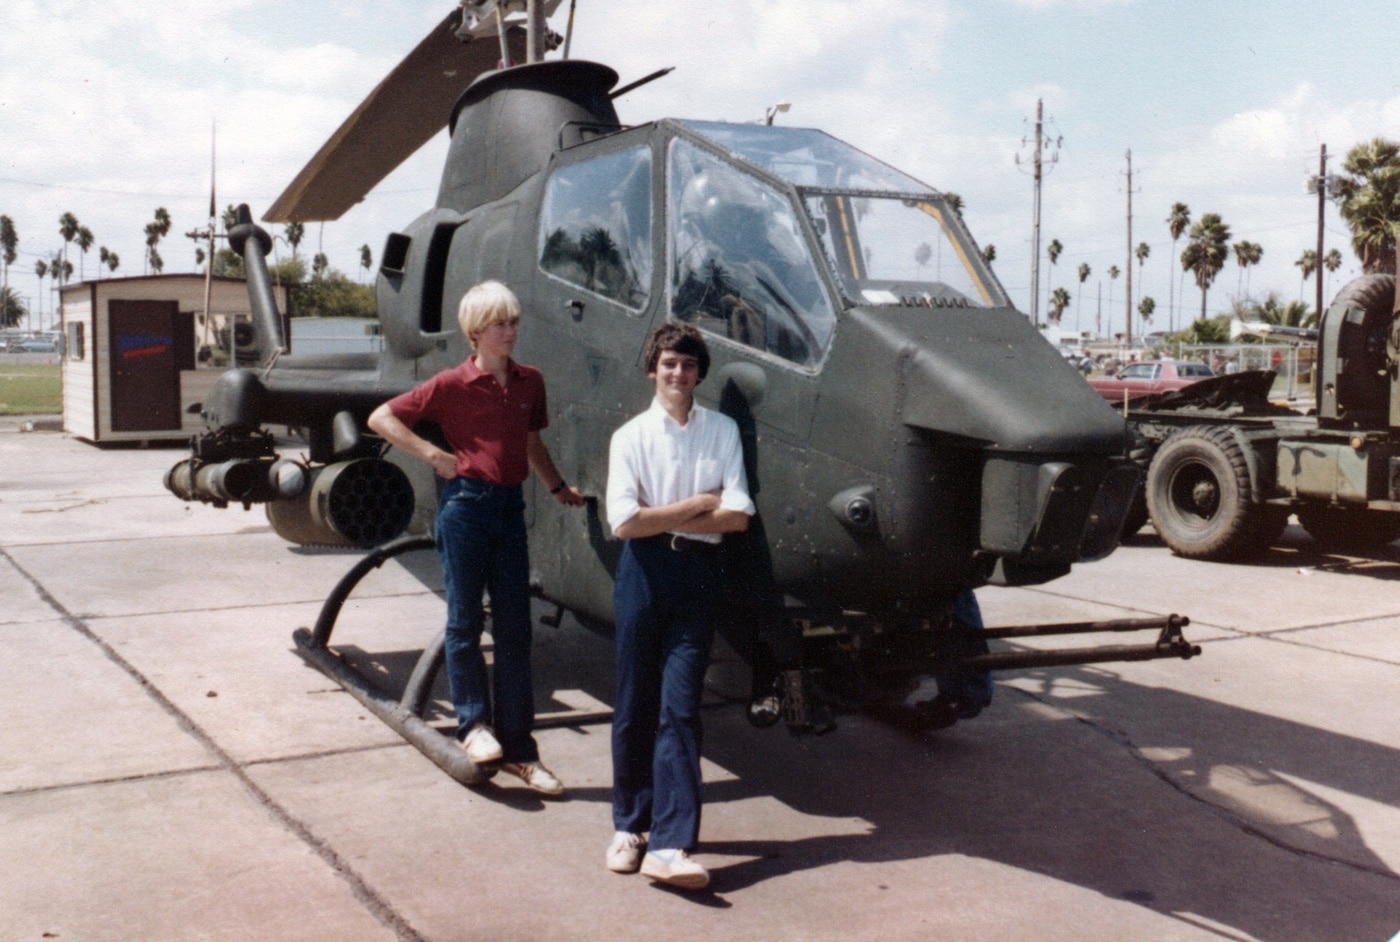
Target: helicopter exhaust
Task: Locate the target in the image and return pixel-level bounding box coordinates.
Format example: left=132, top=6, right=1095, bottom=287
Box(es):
left=226, top=204, right=285, bottom=366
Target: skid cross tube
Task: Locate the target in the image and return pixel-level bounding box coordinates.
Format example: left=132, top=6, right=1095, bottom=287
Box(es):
left=293, top=534, right=612, bottom=788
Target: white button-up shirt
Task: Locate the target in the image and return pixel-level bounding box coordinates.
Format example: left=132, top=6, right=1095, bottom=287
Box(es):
left=606, top=397, right=755, bottom=543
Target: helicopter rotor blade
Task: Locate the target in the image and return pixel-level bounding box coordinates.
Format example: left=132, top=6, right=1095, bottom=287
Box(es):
left=263, top=9, right=525, bottom=224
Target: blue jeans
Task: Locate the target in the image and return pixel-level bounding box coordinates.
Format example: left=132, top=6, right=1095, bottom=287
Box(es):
left=612, top=537, right=720, bottom=850
left=933, top=590, right=994, bottom=714
left=436, top=477, right=538, bottom=762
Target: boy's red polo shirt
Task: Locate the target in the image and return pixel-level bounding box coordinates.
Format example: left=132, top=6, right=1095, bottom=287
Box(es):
left=384, top=356, right=548, bottom=486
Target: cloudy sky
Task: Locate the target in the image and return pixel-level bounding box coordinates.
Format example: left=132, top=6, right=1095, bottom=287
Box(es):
left=1, top=0, right=1395, bottom=339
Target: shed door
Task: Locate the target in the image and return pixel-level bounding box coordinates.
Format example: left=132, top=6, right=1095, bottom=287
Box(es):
left=109, top=300, right=181, bottom=432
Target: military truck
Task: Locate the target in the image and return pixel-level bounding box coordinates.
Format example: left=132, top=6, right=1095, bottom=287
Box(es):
left=1123, top=272, right=1400, bottom=559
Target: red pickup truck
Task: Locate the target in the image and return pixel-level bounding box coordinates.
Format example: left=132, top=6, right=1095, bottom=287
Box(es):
left=1087, top=359, right=1215, bottom=402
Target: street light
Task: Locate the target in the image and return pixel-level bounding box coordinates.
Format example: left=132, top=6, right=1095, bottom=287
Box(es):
left=765, top=102, right=791, bottom=125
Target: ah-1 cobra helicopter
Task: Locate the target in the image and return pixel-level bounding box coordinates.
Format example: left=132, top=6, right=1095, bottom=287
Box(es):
left=166, top=1, right=1195, bottom=767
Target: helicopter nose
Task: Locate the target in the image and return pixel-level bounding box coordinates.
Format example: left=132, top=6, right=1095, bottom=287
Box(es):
left=864, top=306, right=1137, bottom=582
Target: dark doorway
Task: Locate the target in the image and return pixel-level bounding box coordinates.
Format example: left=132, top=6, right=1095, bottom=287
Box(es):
left=109, top=299, right=181, bottom=432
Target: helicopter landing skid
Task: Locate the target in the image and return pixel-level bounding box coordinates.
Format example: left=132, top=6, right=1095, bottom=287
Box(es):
left=292, top=535, right=612, bottom=788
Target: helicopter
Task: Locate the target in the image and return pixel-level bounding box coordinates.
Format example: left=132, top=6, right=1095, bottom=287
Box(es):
left=165, top=1, right=1196, bottom=761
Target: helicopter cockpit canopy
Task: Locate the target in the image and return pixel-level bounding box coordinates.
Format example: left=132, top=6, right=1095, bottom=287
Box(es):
left=538, top=118, right=1008, bottom=372
left=678, top=121, right=1007, bottom=315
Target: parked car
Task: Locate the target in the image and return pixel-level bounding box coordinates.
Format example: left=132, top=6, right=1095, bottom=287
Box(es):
left=16, top=338, right=58, bottom=353
left=1086, top=359, right=1214, bottom=401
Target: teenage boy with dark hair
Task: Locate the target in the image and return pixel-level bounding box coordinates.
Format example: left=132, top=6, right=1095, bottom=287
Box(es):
left=603, top=322, right=755, bottom=889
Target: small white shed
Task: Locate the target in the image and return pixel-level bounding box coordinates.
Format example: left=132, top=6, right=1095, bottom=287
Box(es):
left=60, top=274, right=287, bottom=444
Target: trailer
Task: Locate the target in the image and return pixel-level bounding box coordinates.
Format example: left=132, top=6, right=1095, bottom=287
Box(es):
left=1124, top=273, right=1400, bottom=559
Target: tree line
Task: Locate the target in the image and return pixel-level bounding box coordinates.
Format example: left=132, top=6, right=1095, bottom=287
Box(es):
left=1027, top=137, right=1400, bottom=342
left=0, top=205, right=378, bottom=329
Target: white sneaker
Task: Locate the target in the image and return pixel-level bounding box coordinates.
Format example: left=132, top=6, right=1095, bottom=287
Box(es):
left=606, top=831, right=647, bottom=873
left=501, top=760, right=564, bottom=796
left=461, top=724, right=503, bottom=765
left=640, top=849, right=709, bottom=889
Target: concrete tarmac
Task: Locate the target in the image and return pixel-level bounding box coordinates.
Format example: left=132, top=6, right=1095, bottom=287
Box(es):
left=1, top=418, right=1397, bottom=941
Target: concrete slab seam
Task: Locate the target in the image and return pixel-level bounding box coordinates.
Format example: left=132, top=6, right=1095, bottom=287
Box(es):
left=0, top=545, right=432, bottom=942
left=1004, top=682, right=1400, bottom=885
left=1, top=764, right=225, bottom=798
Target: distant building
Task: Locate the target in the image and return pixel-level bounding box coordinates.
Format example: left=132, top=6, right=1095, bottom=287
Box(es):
left=60, top=274, right=287, bottom=444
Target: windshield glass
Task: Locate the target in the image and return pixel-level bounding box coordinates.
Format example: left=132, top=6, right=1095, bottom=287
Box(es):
left=679, top=120, right=931, bottom=192
left=669, top=138, right=837, bottom=368
left=679, top=121, right=1002, bottom=309
left=804, top=194, right=999, bottom=308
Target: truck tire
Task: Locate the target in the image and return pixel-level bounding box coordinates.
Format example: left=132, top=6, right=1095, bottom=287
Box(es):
left=1146, top=425, right=1281, bottom=560
left=1296, top=505, right=1400, bottom=553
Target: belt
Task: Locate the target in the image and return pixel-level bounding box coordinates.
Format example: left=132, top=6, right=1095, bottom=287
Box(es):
left=645, top=533, right=720, bottom=555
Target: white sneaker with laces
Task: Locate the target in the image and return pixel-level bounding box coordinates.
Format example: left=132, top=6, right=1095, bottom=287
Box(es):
left=501, top=760, right=564, bottom=796
left=640, top=849, right=709, bottom=889
left=606, top=831, right=647, bottom=873
left=461, top=724, right=503, bottom=765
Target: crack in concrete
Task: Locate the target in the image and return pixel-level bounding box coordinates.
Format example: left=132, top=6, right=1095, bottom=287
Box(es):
left=0, top=546, right=431, bottom=942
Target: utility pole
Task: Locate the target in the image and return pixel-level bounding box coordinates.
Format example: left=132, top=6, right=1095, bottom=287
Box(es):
left=1125, top=150, right=1134, bottom=347
left=1315, top=143, right=1327, bottom=322
left=1016, top=99, right=1060, bottom=327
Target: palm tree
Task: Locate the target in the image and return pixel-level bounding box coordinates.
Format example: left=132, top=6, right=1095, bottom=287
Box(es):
left=1045, top=239, right=1062, bottom=320
left=1334, top=137, right=1400, bottom=274
left=0, top=285, right=26, bottom=329
left=1233, top=240, right=1263, bottom=298
left=1049, top=286, right=1070, bottom=323
left=1076, top=262, right=1091, bottom=330
left=1167, top=202, right=1190, bottom=327
left=1253, top=293, right=1316, bottom=329
left=1323, top=247, right=1344, bottom=298
left=285, top=222, right=305, bottom=258
left=980, top=244, right=996, bottom=265
left=359, top=244, right=372, bottom=281
left=1294, top=249, right=1318, bottom=301
left=33, top=258, right=48, bottom=328
left=1106, top=265, right=1121, bottom=332
left=312, top=252, right=328, bottom=279
left=143, top=207, right=172, bottom=276
left=76, top=226, right=94, bottom=281
left=1182, top=212, right=1231, bottom=320
left=58, top=212, right=79, bottom=272
left=1170, top=204, right=1192, bottom=324
left=1134, top=242, right=1150, bottom=336
left=943, top=192, right=964, bottom=215
left=105, top=249, right=120, bottom=277
left=0, top=215, right=17, bottom=296
left=1138, top=295, right=1156, bottom=328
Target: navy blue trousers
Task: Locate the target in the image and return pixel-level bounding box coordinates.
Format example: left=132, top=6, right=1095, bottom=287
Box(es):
left=611, top=537, right=720, bottom=850
left=435, top=477, right=539, bottom=762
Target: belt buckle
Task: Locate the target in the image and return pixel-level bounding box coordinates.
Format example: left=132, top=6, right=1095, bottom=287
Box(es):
left=669, top=534, right=683, bottom=552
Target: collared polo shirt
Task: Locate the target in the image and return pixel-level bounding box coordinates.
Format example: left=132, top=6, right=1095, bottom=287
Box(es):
left=385, top=356, right=547, bottom=485
left=606, top=397, right=755, bottom=544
